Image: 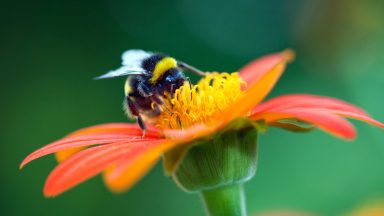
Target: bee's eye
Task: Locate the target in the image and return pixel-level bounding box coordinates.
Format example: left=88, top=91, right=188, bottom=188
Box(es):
left=165, top=75, right=174, bottom=83
left=163, top=70, right=186, bottom=93
left=163, top=76, right=173, bottom=92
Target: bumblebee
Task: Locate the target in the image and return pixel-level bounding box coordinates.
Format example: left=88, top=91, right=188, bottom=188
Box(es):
left=96, top=49, right=205, bottom=136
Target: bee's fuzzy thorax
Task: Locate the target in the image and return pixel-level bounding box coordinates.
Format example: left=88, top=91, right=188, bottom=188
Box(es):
left=150, top=57, right=178, bottom=84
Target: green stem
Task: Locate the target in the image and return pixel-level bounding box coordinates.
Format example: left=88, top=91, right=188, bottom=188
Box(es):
left=201, top=184, right=246, bottom=216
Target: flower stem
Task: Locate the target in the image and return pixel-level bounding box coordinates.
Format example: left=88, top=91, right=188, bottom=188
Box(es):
left=201, top=184, right=246, bottom=216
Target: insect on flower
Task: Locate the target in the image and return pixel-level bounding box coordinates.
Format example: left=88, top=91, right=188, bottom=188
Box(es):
left=20, top=50, right=384, bottom=198
left=95, top=49, right=206, bottom=137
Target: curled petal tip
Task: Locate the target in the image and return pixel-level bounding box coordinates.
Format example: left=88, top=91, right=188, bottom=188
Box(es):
left=344, top=132, right=357, bottom=141
left=43, top=186, right=55, bottom=197
left=43, top=189, right=59, bottom=198
left=43, top=193, right=55, bottom=198
left=19, top=160, right=28, bottom=169
left=377, top=120, right=384, bottom=128
left=282, top=49, right=295, bottom=63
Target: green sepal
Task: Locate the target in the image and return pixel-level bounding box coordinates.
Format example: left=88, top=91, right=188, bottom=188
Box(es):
left=163, top=144, right=191, bottom=175
left=163, top=118, right=263, bottom=175
left=270, top=118, right=315, bottom=132
left=171, top=118, right=259, bottom=192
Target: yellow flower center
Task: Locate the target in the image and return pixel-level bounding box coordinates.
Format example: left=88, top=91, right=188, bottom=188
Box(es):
left=156, top=72, right=246, bottom=130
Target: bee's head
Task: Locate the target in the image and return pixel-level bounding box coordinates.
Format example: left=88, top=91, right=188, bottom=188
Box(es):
left=162, top=68, right=187, bottom=93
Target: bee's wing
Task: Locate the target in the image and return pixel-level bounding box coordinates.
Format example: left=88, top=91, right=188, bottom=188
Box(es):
left=94, top=66, right=146, bottom=79
left=95, top=49, right=154, bottom=80
left=122, top=49, right=154, bottom=66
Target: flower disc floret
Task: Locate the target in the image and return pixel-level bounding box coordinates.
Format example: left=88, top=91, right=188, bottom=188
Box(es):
left=156, top=72, right=246, bottom=130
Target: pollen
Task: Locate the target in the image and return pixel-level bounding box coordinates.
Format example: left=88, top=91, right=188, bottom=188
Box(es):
left=156, top=72, right=246, bottom=130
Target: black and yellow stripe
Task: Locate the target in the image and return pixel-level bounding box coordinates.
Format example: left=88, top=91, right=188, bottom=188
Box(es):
left=150, top=57, right=177, bottom=84
left=141, top=54, right=178, bottom=84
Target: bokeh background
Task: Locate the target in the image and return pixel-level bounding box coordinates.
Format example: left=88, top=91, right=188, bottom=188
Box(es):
left=1, top=0, right=384, bottom=215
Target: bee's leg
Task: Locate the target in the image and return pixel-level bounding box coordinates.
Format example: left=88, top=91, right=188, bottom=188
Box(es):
left=137, top=115, right=146, bottom=138
left=178, top=62, right=206, bottom=76
left=151, top=95, right=171, bottom=114
left=170, top=84, right=175, bottom=99
left=126, top=97, right=147, bottom=137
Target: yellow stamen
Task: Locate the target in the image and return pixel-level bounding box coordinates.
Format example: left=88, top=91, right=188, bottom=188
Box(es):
left=156, top=72, right=246, bottom=130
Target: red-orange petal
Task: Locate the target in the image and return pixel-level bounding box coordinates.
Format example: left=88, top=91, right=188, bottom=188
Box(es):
left=162, top=122, right=216, bottom=142
left=20, top=123, right=163, bottom=168
left=65, top=123, right=161, bottom=138
left=20, top=134, right=158, bottom=169
left=102, top=152, right=160, bottom=193
left=102, top=137, right=200, bottom=193
left=53, top=123, right=161, bottom=162
left=250, top=94, right=384, bottom=131
left=217, top=59, right=287, bottom=126
left=302, top=108, right=384, bottom=128
left=239, top=49, right=295, bottom=89
left=252, top=108, right=356, bottom=139
left=252, top=94, right=368, bottom=116
left=44, top=139, right=169, bottom=197
left=56, top=147, right=85, bottom=162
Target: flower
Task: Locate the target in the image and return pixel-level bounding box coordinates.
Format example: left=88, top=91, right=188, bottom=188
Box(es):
left=20, top=50, right=383, bottom=197
left=347, top=201, right=384, bottom=216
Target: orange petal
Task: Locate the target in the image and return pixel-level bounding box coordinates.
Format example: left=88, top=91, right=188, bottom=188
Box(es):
left=217, top=60, right=287, bottom=126
left=303, top=108, right=384, bottom=128
left=252, top=108, right=356, bottom=140
left=44, top=139, right=170, bottom=197
left=163, top=54, right=289, bottom=141
left=102, top=136, right=202, bottom=193
left=55, top=147, right=85, bottom=162
left=20, top=134, right=158, bottom=169
left=162, top=51, right=292, bottom=141
left=250, top=92, right=384, bottom=129
left=53, top=123, right=161, bottom=163
left=66, top=123, right=161, bottom=138
left=252, top=94, right=368, bottom=116
left=162, top=122, right=215, bottom=141
left=103, top=153, right=160, bottom=193
left=239, top=49, right=295, bottom=89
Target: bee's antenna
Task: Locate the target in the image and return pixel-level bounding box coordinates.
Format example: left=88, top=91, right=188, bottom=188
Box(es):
left=178, top=62, right=206, bottom=76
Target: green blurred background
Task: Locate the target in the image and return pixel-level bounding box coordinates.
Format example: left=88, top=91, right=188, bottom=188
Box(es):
left=1, top=0, right=384, bottom=215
